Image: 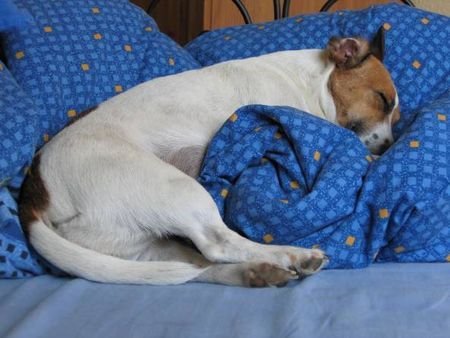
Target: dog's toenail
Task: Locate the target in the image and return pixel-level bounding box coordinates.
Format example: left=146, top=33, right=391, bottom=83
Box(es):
left=276, top=281, right=289, bottom=288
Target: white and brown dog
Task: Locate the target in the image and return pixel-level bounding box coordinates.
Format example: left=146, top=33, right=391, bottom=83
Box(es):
left=19, top=29, right=400, bottom=287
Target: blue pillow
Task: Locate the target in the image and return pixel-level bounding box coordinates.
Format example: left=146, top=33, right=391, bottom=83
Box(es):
left=0, top=61, right=38, bottom=184
left=186, top=4, right=450, bottom=133
left=0, top=0, right=200, bottom=278
left=0, top=0, right=34, bottom=31
left=0, top=61, right=43, bottom=278
left=1, top=0, right=200, bottom=140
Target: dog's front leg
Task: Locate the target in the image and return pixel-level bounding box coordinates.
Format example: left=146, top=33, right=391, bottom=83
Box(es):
left=156, top=159, right=328, bottom=277
left=136, top=238, right=299, bottom=287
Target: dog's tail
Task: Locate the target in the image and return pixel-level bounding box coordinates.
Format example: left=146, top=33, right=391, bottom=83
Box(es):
left=28, top=217, right=207, bottom=285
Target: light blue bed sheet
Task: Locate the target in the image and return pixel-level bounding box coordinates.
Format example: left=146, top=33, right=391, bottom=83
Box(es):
left=0, top=263, right=449, bottom=338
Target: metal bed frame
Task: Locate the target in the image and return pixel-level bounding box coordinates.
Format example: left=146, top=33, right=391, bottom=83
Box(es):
left=147, top=0, right=415, bottom=23
left=0, top=0, right=416, bottom=64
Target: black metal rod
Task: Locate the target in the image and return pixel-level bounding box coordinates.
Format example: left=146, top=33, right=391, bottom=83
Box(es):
left=274, top=0, right=281, bottom=20
left=282, top=0, right=291, bottom=18
left=232, top=0, right=253, bottom=24
left=148, top=0, right=415, bottom=26
left=320, top=0, right=338, bottom=12
left=320, top=0, right=415, bottom=12
left=146, top=0, right=161, bottom=14
left=402, top=0, right=415, bottom=7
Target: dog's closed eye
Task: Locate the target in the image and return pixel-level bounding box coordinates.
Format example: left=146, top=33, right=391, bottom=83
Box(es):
left=376, top=91, right=394, bottom=114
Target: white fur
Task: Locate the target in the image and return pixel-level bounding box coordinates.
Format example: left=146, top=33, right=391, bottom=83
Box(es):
left=361, top=92, right=399, bottom=154
left=28, top=50, right=350, bottom=286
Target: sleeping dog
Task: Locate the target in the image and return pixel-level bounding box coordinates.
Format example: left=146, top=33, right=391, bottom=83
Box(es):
left=19, top=28, right=400, bottom=287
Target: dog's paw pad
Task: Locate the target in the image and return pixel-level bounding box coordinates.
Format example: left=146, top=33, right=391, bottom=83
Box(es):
left=244, top=263, right=297, bottom=288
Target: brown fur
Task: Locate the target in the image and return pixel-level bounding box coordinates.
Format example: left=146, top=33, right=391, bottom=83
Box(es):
left=328, top=55, right=399, bottom=133
left=18, top=154, right=49, bottom=233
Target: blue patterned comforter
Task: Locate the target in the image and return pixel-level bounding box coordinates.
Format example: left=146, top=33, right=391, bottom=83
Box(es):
left=198, top=92, right=449, bottom=268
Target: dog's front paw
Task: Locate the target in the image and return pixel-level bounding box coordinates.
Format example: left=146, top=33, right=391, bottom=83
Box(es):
left=289, top=249, right=329, bottom=276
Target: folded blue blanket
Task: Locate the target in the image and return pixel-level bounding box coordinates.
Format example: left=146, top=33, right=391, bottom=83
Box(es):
left=198, top=92, right=449, bottom=268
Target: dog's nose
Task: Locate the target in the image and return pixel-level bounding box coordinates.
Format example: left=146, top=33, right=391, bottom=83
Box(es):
left=377, top=139, right=392, bottom=155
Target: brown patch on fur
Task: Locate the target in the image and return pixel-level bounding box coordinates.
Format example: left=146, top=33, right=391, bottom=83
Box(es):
left=19, top=154, right=50, bottom=233
left=328, top=55, right=398, bottom=133
left=66, top=105, right=98, bottom=126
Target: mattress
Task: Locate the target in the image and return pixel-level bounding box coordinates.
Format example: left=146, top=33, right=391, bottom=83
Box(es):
left=1, top=263, right=449, bottom=338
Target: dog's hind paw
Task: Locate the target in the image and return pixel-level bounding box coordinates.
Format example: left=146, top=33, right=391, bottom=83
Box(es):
left=243, top=263, right=298, bottom=288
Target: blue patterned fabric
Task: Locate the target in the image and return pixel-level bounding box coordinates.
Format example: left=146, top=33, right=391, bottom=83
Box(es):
left=0, top=61, right=38, bottom=183
left=0, top=0, right=34, bottom=31
left=0, top=0, right=199, bottom=278
left=198, top=95, right=449, bottom=268
left=1, top=0, right=200, bottom=139
left=0, top=62, right=43, bottom=278
left=193, top=4, right=450, bottom=268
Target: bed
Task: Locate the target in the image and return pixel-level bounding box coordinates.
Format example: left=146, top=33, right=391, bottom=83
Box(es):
left=0, top=0, right=449, bottom=337
left=1, top=263, right=450, bottom=338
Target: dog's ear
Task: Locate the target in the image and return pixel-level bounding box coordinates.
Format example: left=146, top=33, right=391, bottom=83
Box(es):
left=370, top=26, right=385, bottom=62
left=327, top=36, right=370, bottom=69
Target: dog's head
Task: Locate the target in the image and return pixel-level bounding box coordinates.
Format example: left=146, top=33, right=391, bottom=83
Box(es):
left=327, top=28, right=400, bottom=155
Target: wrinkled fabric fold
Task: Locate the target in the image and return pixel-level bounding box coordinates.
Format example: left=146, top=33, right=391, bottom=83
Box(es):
left=199, top=95, right=449, bottom=268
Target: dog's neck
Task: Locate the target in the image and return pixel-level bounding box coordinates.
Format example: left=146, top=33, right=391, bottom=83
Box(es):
left=268, top=50, right=337, bottom=123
